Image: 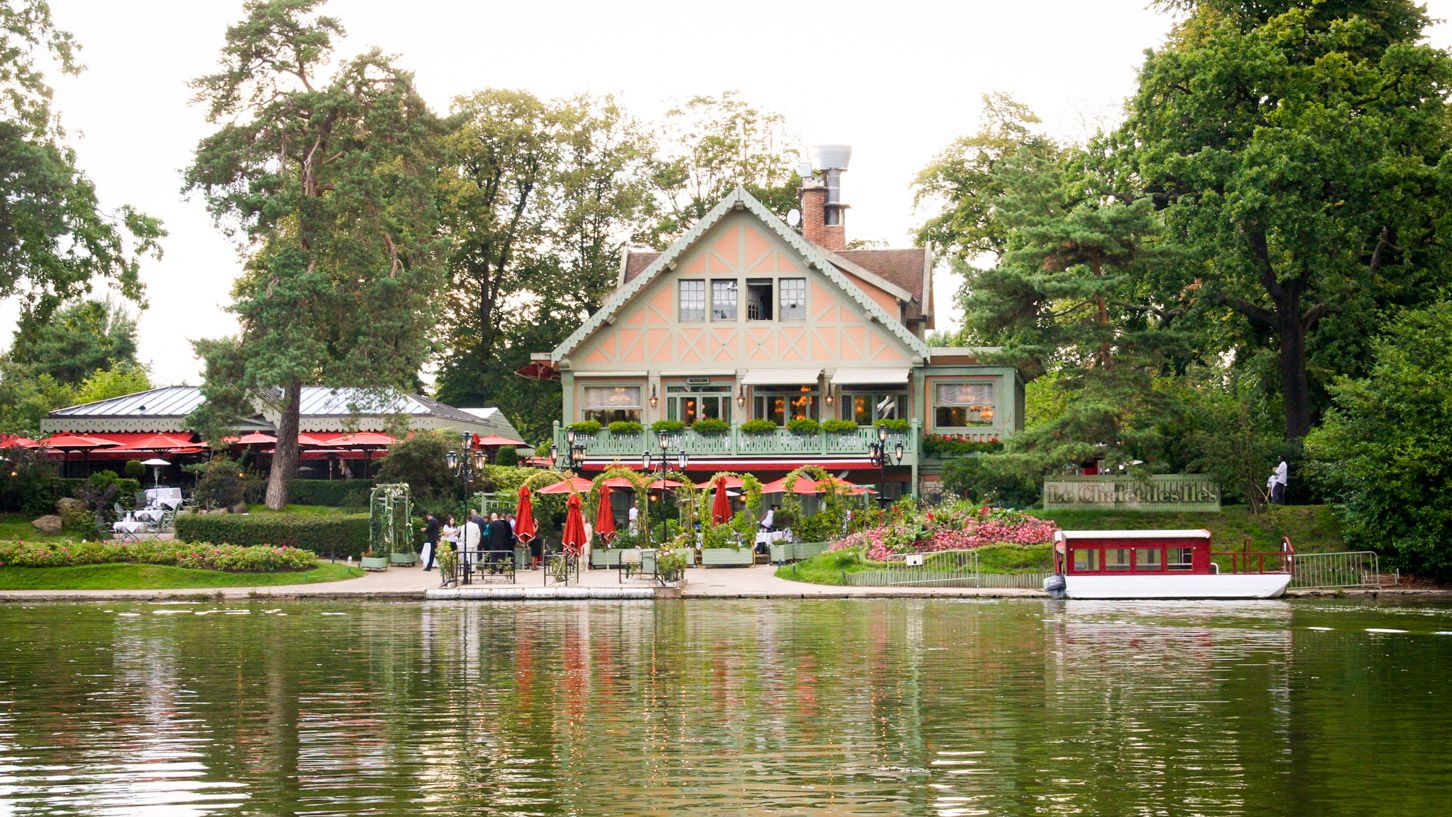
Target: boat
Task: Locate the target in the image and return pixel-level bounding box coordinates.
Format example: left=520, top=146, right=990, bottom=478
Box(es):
left=1044, top=529, right=1292, bottom=599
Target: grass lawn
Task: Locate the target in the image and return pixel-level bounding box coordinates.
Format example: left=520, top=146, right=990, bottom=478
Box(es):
left=1033, top=504, right=1343, bottom=553
left=0, top=562, right=363, bottom=590
left=0, top=513, right=77, bottom=543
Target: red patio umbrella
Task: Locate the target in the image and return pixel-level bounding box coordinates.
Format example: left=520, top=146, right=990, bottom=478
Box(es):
left=0, top=434, right=39, bottom=449
left=644, top=478, right=685, bottom=491
left=594, top=480, right=617, bottom=544
left=538, top=476, right=594, bottom=494
left=696, top=475, right=744, bottom=490
left=514, top=485, right=537, bottom=544
left=601, top=476, right=637, bottom=489
left=758, top=474, right=852, bottom=494
left=476, top=434, right=526, bottom=447
left=234, top=432, right=277, bottom=446
left=328, top=431, right=396, bottom=447
left=711, top=475, right=733, bottom=524
left=38, top=434, right=121, bottom=477
left=561, top=493, right=587, bottom=556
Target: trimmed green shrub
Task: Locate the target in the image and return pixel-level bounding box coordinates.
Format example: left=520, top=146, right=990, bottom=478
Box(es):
left=287, top=479, right=373, bottom=508
left=787, top=417, right=821, bottom=434
left=189, top=458, right=247, bottom=510
left=494, top=446, right=518, bottom=467
left=610, top=420, right=644, bottom=434
left=650, top=419, right=685, bottom=434
left=568, top=420, right=602, bottom=434
left=875, top=418, right=911, bottom=432
left=123, top=459, right=145, bottom=479
left=740, top=419, right=777, bottom=434
left=0, top=539, right=316, bottom=571
left=691, top=417, right=729, bottom=434
left=822, top=419, right=858, bottom=434
left=175, top=512, right=371, bottom=558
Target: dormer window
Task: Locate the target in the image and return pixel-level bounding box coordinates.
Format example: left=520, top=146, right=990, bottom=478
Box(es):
left=746, top=279, right=773, bottom=320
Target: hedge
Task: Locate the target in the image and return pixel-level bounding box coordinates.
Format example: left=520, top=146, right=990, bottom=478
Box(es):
left=286, top=479, right=373, bottom=507
left=176, top=512, right=372, bottom=559
left=0, top=539, right=317, bottom=571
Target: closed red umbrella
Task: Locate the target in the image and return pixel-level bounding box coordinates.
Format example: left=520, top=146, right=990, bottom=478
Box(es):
left=562, top=493, right=587, bottom=556
left=594, top=480, right=617, bottom=544
left=711, top=475, right=733, bottom=524
left=514, top=485, right=537, bottom=544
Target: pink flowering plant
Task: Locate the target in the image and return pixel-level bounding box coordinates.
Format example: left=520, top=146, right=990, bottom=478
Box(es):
left=829, top=501, right=1058, bottom=562
left=0, top=540, right=317, bottom=572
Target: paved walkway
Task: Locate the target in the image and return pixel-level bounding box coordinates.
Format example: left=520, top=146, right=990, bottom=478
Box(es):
left=0, top=562, right=1042, bottom=601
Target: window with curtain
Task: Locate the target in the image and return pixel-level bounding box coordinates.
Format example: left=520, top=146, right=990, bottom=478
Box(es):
left=582, top=385, right=642, bottom=424
left=933, top=382, right=995, bottom=428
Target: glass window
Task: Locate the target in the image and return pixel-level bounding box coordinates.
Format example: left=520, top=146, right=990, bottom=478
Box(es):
left=1072, top=548, right=1099, bottom=572
left=753, top=385, right=817, bottom=425
left=1105, top=548, right=1132, bottom=571
left=679, top=280, right=705, bottom=322
left=746, top=279, right=773, bottom=320
left=844, top=391, right=904, bottom=424
left=1168, top=547, right=1194, bottom=571
left=934, top=382, right=995, bottom=428
left=666, top=385, right=731, bottom=425
left=779, top=278, right=806, bottom=320
left=711, top=279, right=737, bottom=321
left=583, top=385, right=641, bottom=424
left=1135, top=548, right=1163, bottom=571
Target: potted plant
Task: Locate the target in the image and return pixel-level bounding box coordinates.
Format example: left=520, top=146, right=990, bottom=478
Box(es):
left=740, top=419, right=777, bottom=435
left=650, top=419, right=686, bottom=435
left=361, top=548, right=390, bottom=571
left=691, top=417, right=729, bottom=435
left=609, top=420, right=644, bottom=435
left=568, top=420, right=602, bottom=435
left=822, top=418, right=858, bottom=434
left=787, top=417, right=821, bottom=435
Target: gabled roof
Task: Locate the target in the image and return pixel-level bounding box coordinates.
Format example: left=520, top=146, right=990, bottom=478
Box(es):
left=556, top=187, right=930, bottom=361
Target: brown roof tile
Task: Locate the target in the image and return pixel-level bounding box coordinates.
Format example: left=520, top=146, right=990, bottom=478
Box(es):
left=621, top=251, right=659, bottom=284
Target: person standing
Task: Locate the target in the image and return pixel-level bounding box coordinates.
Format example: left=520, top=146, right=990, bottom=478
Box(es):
left=462, top=513, right=482, bottom=577
left=421, top=512, right=441, bottom=571
left=628, top=503, right=639, bottom=535
left=487, top=512, right=515, bottom=573
left=1272, top=458, right=1289, bottom=505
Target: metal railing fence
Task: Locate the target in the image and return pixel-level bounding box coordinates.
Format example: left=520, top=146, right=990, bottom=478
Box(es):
left=1290, top=551, right=1383, bottom=589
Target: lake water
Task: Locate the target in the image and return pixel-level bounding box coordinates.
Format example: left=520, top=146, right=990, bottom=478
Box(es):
left=0, top=598, right=1449, bottom=816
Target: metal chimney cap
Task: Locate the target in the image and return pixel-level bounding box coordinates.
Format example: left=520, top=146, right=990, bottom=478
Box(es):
left=814, top=144, right=852, bottom=171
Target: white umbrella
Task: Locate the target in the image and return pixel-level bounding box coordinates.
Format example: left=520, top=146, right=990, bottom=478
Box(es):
left=141, top=458, right=170, bottom=488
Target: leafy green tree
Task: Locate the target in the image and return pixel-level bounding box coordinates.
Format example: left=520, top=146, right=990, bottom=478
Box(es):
left=72, top=363, right=150, bottom=405
left=6, top=299, right=138, bottom=384
left=0, top=0, right=163, bottom=322
left=372, top=430, right=456, bottom=503
left=1305, top=300, right=1452, bottom=579
left=185, top=0, right=445, bottom=509
left=0, top=360, right=73, bottom=437
left=646, top=92, right=800, bottom=246
left=1120, top=0, right=1452, bottom=439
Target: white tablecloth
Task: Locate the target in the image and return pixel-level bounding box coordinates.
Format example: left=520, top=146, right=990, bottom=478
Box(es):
left=112, top=520, right=145, bottom=536
left=145, top=487, right=183, bottom=509
left=133, top=508, right=164, bottom=524
left=755, top=530, right=787, bottom=547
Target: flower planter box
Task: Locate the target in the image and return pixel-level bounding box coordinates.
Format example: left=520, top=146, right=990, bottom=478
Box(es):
left=390, top=552, right=418, bottom=566
left=769, top=540, right=829, bottom=564
left=701, top=547, right=753, bottom=567
left=361, top=555, right=390, bottom=571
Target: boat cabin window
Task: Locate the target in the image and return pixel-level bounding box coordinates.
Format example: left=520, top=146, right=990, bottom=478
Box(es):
left=1135, top=548, right=1163, bottom=571
left=1072, top=548, right=1099, bottom=572
left=1168, top=547, right=1194, bottom=571
left=1105, top=548, right=1132, bottom=571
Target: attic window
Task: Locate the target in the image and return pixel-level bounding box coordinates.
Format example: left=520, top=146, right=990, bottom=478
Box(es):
left=779, top=278, right=805, bottom=320
left=746, top=279, right=773, bottom=320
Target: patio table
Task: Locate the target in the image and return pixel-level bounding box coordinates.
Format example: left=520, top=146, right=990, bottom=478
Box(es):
left=112, top=519, right=144, bottom=543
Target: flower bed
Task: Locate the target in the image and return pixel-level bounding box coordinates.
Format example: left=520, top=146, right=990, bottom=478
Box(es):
left=830, top=502, right=1058, bottom=561
left=0, top=540, right=318, bottom=572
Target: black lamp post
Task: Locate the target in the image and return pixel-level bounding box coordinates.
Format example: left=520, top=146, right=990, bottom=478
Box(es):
left=446, top=432, right=486, bottom=507
left=556, top=427, right=588, bottom=471
left=641, top=431, right=688, bottom=550
left=868, top=425, right=905, bottom=506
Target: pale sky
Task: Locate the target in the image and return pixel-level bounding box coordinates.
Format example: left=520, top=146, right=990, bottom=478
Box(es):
left=8, top=0, right=1452, bottom=386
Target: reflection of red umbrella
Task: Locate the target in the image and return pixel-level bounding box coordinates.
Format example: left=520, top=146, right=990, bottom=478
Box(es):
left=711, top=475, right=733, bottom=524
left=594, top=480, right=617, bottom=544
left=562, top=493, right=587, bottom=556
left=538, top=476, right=594, bottom=494
left=514, top=485, right=537, bottom=544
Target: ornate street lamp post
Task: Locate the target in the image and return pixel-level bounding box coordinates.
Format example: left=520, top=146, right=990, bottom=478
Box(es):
left=445, top=432, right=487, bottom=507
left=556, top=428, right=589, bottom=471
left=641, top=431, right=688, bottom=550
left=868, top=425, right=905, bottom=506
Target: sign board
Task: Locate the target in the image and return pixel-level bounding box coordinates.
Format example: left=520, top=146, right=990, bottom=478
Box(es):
left=905, top=554, right=925, bottom=567
left=1042, top=475, right=1221, bottom=512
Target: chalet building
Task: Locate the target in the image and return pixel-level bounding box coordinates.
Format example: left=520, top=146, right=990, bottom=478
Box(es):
left=531, top=149, right=1024, bottom=498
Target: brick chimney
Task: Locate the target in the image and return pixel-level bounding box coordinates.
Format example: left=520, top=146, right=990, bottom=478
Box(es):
left=799, top=145, right=850, bottom=252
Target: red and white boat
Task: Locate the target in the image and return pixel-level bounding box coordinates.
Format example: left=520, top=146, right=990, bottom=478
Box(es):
left=1046, top=529, right=1293, bottom=599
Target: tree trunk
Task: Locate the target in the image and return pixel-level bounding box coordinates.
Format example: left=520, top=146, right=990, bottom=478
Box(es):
left=1274, top=294, right=1313, bottom=441
left=264, top=381, right=303, bottom=510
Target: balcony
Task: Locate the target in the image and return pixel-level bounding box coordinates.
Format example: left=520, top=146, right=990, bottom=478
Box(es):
left=553, top=420, right=920, bottom=466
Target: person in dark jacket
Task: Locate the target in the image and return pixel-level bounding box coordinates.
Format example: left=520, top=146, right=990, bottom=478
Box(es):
left=421, top=512, right=441, bottom=571
left=486, top=512, right=515, bottom=573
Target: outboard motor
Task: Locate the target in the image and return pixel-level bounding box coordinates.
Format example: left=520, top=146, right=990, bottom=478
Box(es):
left=1043, top=574, right=1067, bottom=598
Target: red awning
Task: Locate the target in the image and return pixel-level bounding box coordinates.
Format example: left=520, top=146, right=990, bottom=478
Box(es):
left=38, top=434, right=123, bottom=449
left=328, top=431, right=396, bottom=447
left=515, top=361, right=560, bottom=381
